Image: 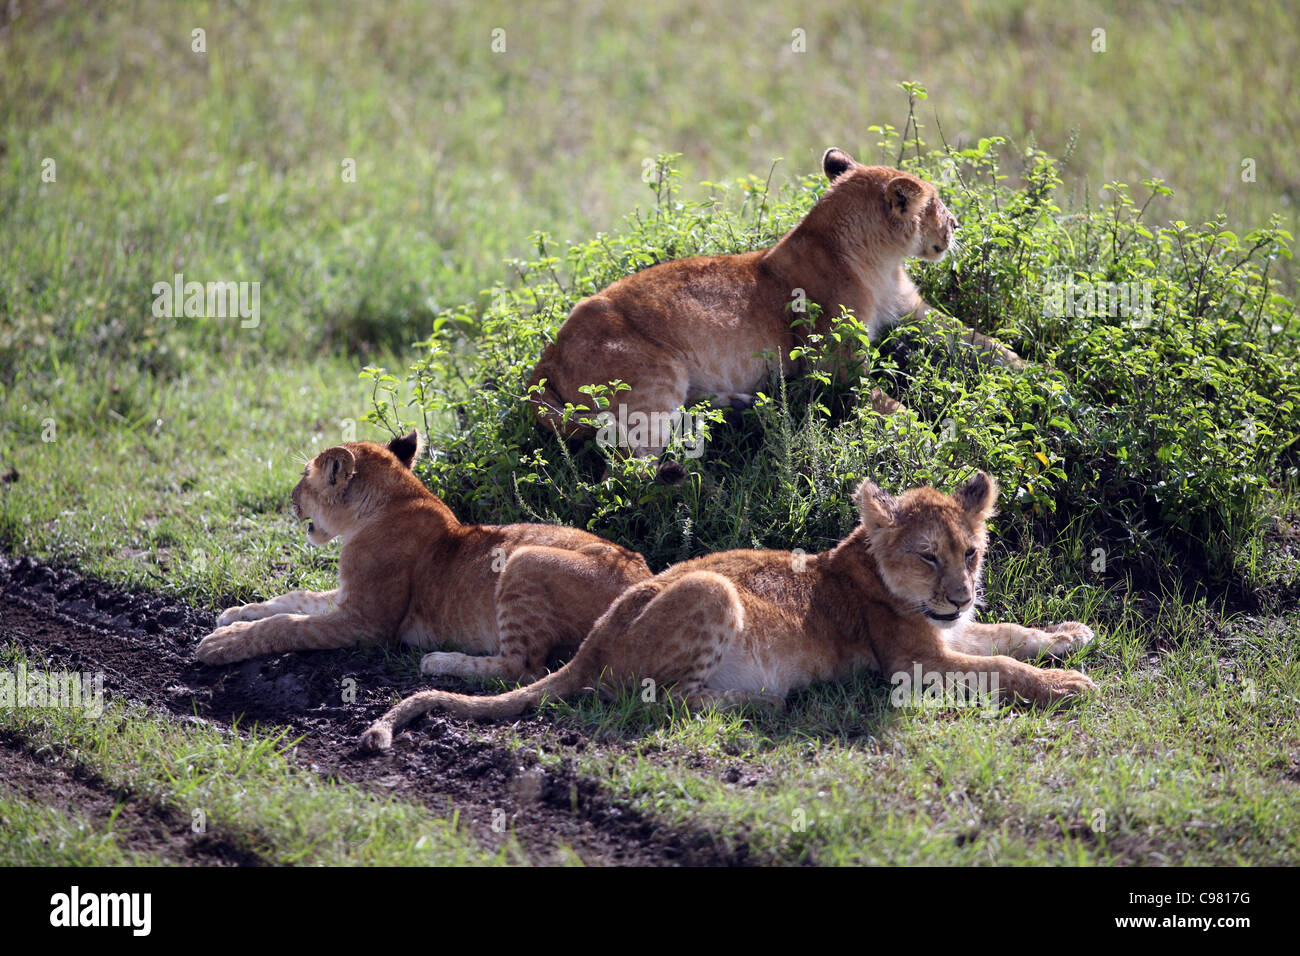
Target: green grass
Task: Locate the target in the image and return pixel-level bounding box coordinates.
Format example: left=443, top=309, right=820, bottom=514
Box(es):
left=2, top=1, right=1294, bottom=378
left=0, top=794, right=174, bottom=866
left=0, top=647, right=514, bottom=866
left=0, top=350, right=394, bottom=604
left=2, top=0, right=1298, bottom=866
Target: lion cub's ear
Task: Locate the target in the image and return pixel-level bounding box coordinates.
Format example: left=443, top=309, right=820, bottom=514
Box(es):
left=386, top=429, right=422, bottom=469
left=954, top=471, right=998, bottom=527
left=854, top=478, right=898, bottom=532
left=822, top=147, right=857, bottom=182
left=316, top=446, right=357, bottom=489
left=886, top=175, right=926, bottom=218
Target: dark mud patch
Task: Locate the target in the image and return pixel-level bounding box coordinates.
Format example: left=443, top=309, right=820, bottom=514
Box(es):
left=0, top=730, right=261, bottom=865
left=0, top=554, right=751, bottom=866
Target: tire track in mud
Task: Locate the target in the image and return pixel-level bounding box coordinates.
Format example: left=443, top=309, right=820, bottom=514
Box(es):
left=0, top=730, right=263, bottom=865
left=0, top=555, right=751, bottom=866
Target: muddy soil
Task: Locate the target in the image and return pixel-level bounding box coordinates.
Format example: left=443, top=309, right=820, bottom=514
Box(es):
left=0, top=729, right=263, bottom=865
left=0, top=554, right=751, bottom=866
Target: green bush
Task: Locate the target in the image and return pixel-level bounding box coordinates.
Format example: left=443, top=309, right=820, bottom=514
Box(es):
left=364, top=93, right=1298, bottom=601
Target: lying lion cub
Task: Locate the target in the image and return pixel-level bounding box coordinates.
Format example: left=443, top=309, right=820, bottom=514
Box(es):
left=528, top=147, right=1024, bottom=465
left=196, top=431, right=651, bottom=678
left=361, top=471, right=1094, bottom=749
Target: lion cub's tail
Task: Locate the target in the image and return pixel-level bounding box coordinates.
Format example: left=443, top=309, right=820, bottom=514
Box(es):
left=526, top=346, right=595, bottom=441
left=360, top=657, right=597, bottom=751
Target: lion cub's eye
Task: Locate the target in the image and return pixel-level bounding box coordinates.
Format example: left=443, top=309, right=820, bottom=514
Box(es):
left=919, top=552, right=939, bottom=565
left=965, top=548, right=977, bottom=563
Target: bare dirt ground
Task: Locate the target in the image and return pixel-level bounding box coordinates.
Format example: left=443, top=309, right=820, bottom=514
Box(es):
left=0, top=554, right=751, bottom=866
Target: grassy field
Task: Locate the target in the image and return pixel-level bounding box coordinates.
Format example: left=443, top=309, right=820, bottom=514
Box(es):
left=2, top=0, right=1298, bottom=866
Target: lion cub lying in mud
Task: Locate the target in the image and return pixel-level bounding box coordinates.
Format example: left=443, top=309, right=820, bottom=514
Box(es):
left=196, top=431, right=651, bottom=679
left=362, top=471, right=1094, bottom=750
left=528, top=147, right=1024, bottom=464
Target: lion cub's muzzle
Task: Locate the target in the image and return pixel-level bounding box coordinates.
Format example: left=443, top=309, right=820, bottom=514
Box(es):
left=290, top=483, right=313, bottom=533
left=925, top=590, right=972, bottom=623
left=929, top=209, right=959, bottom=258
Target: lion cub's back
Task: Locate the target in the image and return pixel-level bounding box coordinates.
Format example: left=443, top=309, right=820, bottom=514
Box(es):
left=597, top=249, right=788, bottom=344
left=495, top=523, right=650, bottom=575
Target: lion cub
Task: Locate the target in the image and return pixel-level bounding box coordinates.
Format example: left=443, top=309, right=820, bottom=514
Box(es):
left=196, top=431, right=651, bottom=679
left=528, top=148, right=1023, bottom=464
left=362, top=471, right=1095, bottom=749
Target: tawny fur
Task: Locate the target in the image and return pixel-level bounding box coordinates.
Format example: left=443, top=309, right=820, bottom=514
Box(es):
left=361, top=471, right=1096, bottom=750
left=195, top=431, right=652, bottom=679
left=527, top=147, right=1025, bottom=458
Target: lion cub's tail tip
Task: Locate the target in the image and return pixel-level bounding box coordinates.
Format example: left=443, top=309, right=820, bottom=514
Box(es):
left=359, top=723, right=393, bottom=752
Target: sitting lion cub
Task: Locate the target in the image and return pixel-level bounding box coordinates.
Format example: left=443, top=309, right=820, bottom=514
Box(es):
left=528, top=148, right=1024, bottom=466
left=361, top=471, right=1095, bottom=749
left=196, top=431, right=651, bottom=679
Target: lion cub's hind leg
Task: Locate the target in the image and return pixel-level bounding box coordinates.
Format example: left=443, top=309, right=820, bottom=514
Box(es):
left=588, top=570, right=764, bottom=708
left=216, top=589, right=341, bottom=626
left=946, top=620, right=1095, bottom=661
left=419, top=545, right=647, bottom=683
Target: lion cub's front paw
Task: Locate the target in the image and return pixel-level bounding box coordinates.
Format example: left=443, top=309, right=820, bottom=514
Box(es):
left=216, top=603, right=268, bottom=627
left=1047, top=668, right=1098, bottom=698
left=1041, top=621, right=1095, bottom=657
left=1021, top=667, right=1097, bottom=703
left=196, top=621, right=257, bottom=665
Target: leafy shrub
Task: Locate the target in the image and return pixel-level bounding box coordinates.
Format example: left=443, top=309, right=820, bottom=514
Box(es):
left=364, top=88, right=1298, bottom=600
